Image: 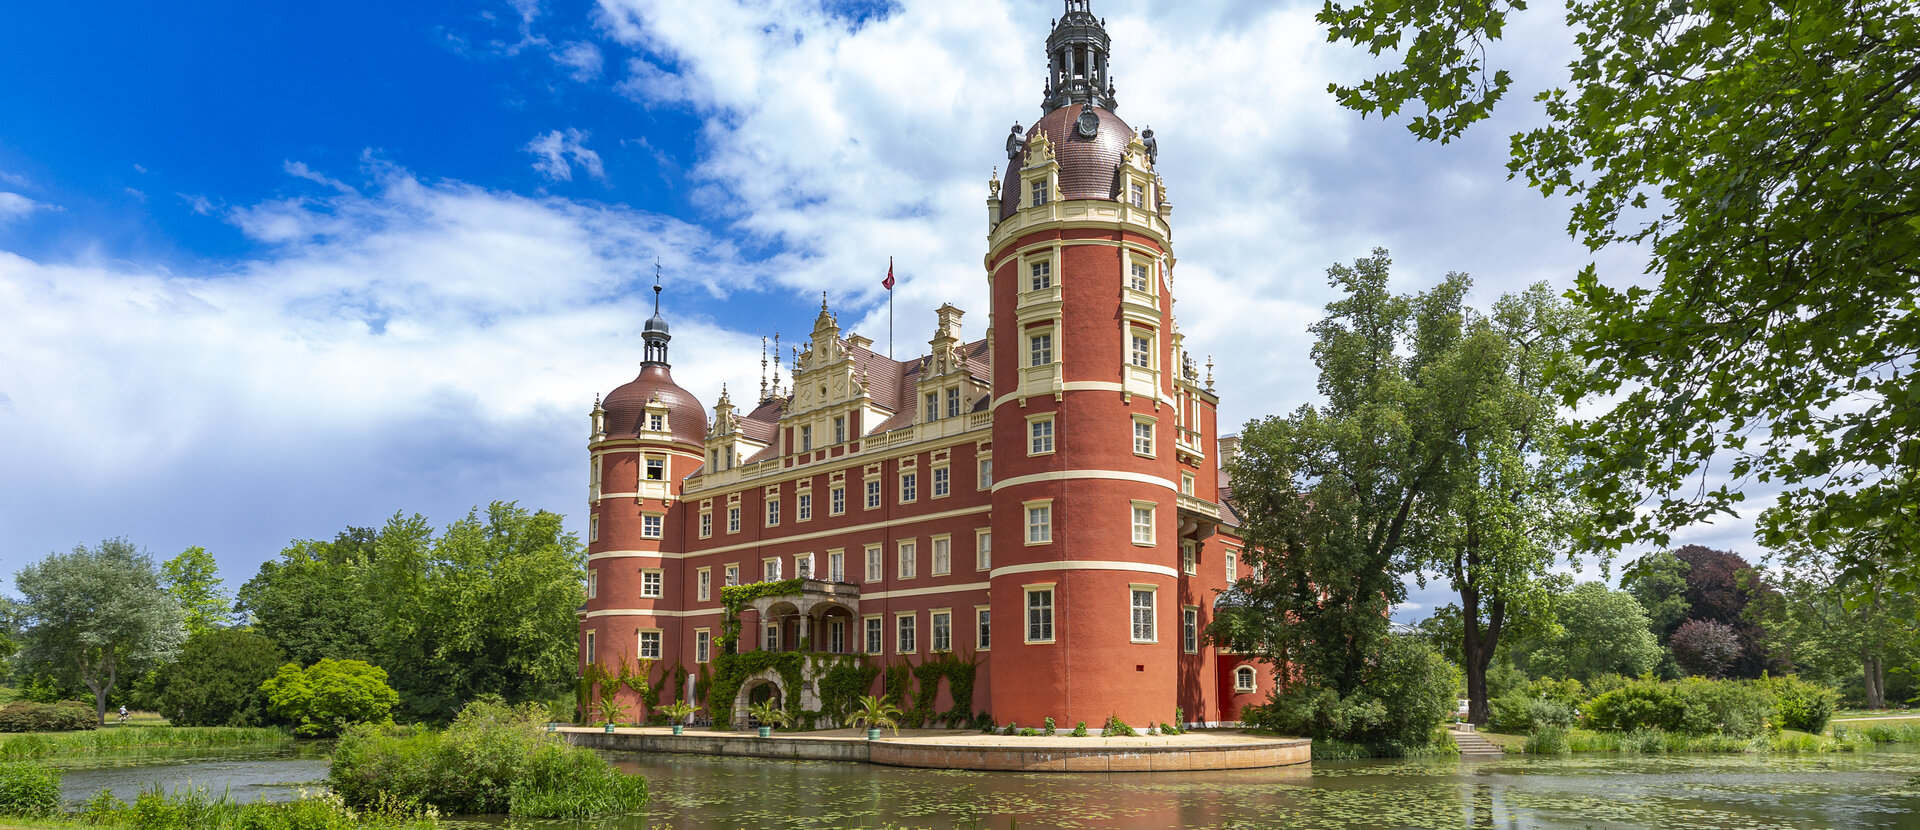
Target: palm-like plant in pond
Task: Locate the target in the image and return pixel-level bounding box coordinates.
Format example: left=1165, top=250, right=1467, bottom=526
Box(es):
left=850, top=695, right=903, bottom=735
left=748, top=701, right=792, bottom=731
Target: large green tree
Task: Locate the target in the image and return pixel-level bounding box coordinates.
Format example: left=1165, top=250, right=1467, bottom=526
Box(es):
left=237, top=528, right=384, bottom=666
left=14, top=539, right=187, bottom=724
left=1761, top=522, right=1919, bottom=709
left=1317, top=0, right=1920, bottom=569
left=149, top=627, right=286, bottom=727
left=160, top=546, right=232, bottom=637
left=1518, top=582, right=1662, bottom=682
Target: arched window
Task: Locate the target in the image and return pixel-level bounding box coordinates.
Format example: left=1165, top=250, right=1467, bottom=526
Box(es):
left=1235, top=665, right=1256, bottom=694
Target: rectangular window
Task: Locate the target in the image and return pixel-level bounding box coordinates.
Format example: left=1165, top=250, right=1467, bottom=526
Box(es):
left=642, top=513, right=663, bottom=538
left=584, top=630, right=596, bottom=665
left=1131, top=588, right=1156, bottom=642
left=865, top=617, right=883, bottom=654
left=695, top=629, right=712, bottom=663
left=645, top=457, right=667, bottom=481
left=1182, top=540, right=1197, bottom=574
left=932, top=610, right=952, bottom=652
left=648, top=413, right=665, bottom=432
left=638, top=630, right=662, bottom=660
left=1130, top=261, right=1150, bottom=291
left=796, top=553, right=813, bottom=579
left=1026, top=588, right=1054, bottom=642
left=828, top=549, right=845, bottom=583
left=932, top=536, right=951, bottom=575
left=797, top=493, right=812, bottom=521
left=766, top=499, right=781, bottom=526
left=977, top=607, right=992, bottom=650
left=898, top=541, right=917, bottom=579
left=865, top=480, right=882, bottom=509
left=587, top=568, right=597, bottom=599
left=1133, top=505, right=1154, bottom=544
left=699, top=511, right=713, bottom=538
left=834, top=416, right=846, bottom=444
left=1029, top=332, right=1053, bottom=366
left=642, top=569, right=663, bottom=598
left=829, top=618, right=846, bottom=653
left=724, top=564, right=739, bottom=587
left=1029, top=418, right=1054, bottom=454
left=589, top=515, right=598, bottom=543
left=763, top=558, right=781, bottom=582
left=697, top=567, right=711, bottom=602
left=1134, top=421, right=1154, bottom=455
left=800, top=425, right=813, bottom=451
left=932, top=467, right=950, bottom=497
left=1183, top=607, right=1200, bottom=653
left=1131, top=332, right=1152, bottom=368
left=900, top=472, right=918, bottom=503
left=1129, top=181, right=1145, bottom=208
left=1030, top=179, right=1049, bottom=208
left=897, top=614, right=917, bottom=654
left=831, top=486, right=847, bottom=515
left=946, top=388, right=961, bottom=418
left=727, top=506, right=741, bottom=533
left=865, top=545, right=883, bottom=582
left=1226, top=551, right=1238, bottom=582
left=1027, top=504, right=1052, bottom=544
left=1182, top=471, right=1195, bottom=495
left=978, top=458, right=993, bottom=488
left=976, top=530, right=992, bottom=570
left=764, top=622, right=780, bottom=652
left=925, top=391, right=940, bottom=421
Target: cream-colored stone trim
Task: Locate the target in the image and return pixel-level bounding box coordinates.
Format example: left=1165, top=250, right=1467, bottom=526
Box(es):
left=992, top=469, right=1178, bottom=493
left=990, top=560, right=1180, bottom=579
left=861, top=581, right=991, bottom=601
left=681, top=504, right=993, bottom=558
left=581, top=608, right=724, bottom=619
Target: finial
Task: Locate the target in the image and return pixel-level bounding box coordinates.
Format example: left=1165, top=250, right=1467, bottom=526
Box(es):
left=1206, top=355, right=1215, bottom=393
left=653, top=258, right=663, bottom=313
left=772, top=331, right=783, bottom=396
left=822, top=291, right=829, bottom=311
left=760, top=337, right=769, bottom=400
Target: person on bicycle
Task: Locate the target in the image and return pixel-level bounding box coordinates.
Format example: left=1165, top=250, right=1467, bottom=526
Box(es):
left=118, top=705, right=128, bottom=722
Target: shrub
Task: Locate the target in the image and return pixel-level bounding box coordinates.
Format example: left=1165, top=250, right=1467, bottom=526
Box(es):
left=262, top=659, right=398, bottom=737
left=1069, top=721, right=1088, bottom=737
left=1489, top=694, right=1577, bottom=733
left=150, top=628, right=286, bottom=727
left=1043, top=717, right=1056, bottom=736
left=1672, top=677, right=1773, bottom=738
left=1102, top=714, right=1136, bottom=737
left=1670, top=619, right=1742, bottom=678
left=0, top=761, right=60, bottom=817
left=1523, top=726, right=1569, bottom=754
left=1247, top=637, right=1458, bottom=750
left=1769, top=676, right=1839, bottom=734
left=1018, top=727, right=1040, bottom=737
left=0, top=700, right=97, bottom=732
left=1585, top=680, right=1687, bottom=732
left=1622, top=727, right=1669, bottom=754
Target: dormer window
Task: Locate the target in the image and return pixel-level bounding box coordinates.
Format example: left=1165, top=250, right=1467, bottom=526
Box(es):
left=926, top=392, right=940, bottom=421
left=1030, top=179, right=1049, bottom=207
left=1130, top=181, right=1145, bottom=207
left=946, top=388, right=961, bottom=418
left=648, top=413, right=665, bottom=432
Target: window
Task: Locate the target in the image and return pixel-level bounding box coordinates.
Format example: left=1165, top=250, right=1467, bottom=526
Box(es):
left=1183, top=607, right=1200, bottom=653
left=584, top=630, right=596, bottom=664
left=800, top=425, right=813, bottom=451
left=1030, top=179, right=1049, bottom=207
left=976, top=529, right=992, bottom=570
left=1236, top=666, right=1257, bottom=693
left=1026, top=587, right=1055, bottom=642
left=1182, top=471, right=1195, bottom=496
left=865, top=545, right=882, bottom=582
left=797, top=493, right=812, bottom=521
left=865, top=617, right=883, bottom=654
left=925, top=391, right=940, bottom=421
left=1134, top=420, right=1154, bottom=456
left=1131, top=588, right=1156, bottom=642
left=763, top=558, right=782, bottom=582
left=638, top=630, right=662, bottom=660
left=831, top=486, right=846, bottom=515
left=724, top=564, right=739, bottom=587
left=699, top=511, right=713, bottom=538
left=946, top=388, right=961, bottom=418
left=796, top=553, right=813, bottom=579
left=695, top=629, right=712, bottom=663
left=1131, top=332, right=1152, bottom=368
left=1029, top=417, right=1054, bottom=455
left=932, top=536, right=951, bottom=575
left=932, top=610, right=952, bottom=652
left=697, top=567, right=711, bottom=602
left=1027, top=503, right=1053, bottom=544
left=1129, top=181, right=1145, bottom=208
left=828, top=549, right=845, bottom=583
left=1181, top=540, right=1198, bottom=574
left=829, top=618, right=846, bottom=653
left=766, top=499, right=781, bottom=526
left=898, top=541, right=917, bottom=579
left=1226, top=551, right=1238, bottom=582
left=932, top=467, right=950, bottom=497
left=589, top=515, right=598, bottom=543
left=727, top=506, right=741, bottom=533
left=648, top=413, right=665, bottom=432
left=645, top=457, right=666, bottom=481
left=978, top=458, right=993, bottom=488
left=1130, top=261, right=1150, bottom=291
left=725, top=446, right=735, bottom=468
left=896, top=614, right=918, bottom=654
left=642, top=513, right=663, bottom=539
left=834, top=416, right=846, bottom=444
left=764, top=622, right=780, bottom=652
left=900, top=472, right=918, bottom=503
left=1029, top=332, right=1053, bottom=366
left=587, top=568, right=597, bottom=599
left=977, top=607, right=992, bottom=650
left=641, top=569, right=663, bottom=598
left=1132, top=504, right=1155, bottom=545
left=865, top=480, right=882, bottom=509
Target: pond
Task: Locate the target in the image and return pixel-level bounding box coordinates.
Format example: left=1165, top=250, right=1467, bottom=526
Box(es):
left=53, top=745, right=1920, bottom=829
left=52, top=745, right=331, bottom=806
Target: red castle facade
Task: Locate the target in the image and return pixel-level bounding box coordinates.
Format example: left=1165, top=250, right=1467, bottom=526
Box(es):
left=579, top=1, right=1267, bottom=730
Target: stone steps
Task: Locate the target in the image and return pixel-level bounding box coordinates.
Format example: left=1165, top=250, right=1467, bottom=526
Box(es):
left=1449, top=728, right=1506, bottom=756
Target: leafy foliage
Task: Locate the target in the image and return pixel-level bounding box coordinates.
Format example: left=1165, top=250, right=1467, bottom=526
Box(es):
left=237, top=528, right=384, bottom=666
left=1247, top=636, right=1459, bottom=751
left=148, top=627, right=285, bottom=727
left=0, top=700, right=97, bottom=732
left=1760, top=524, right=1920, bottom=708
left=1519, top=582, right=1662, bottom=682
left=0, top=760, right=61, bottom=817
left=1670, top=620, right=1742, bottom=679
left=261, top=658, right=398, bottom=737
left=1622, top=551, right=1691, bottom=642
left=14, top=538, right=187, bottom=725
left=1767, top=675, right=1839, bottom=734
left=160, top=546, right=233, bottom=637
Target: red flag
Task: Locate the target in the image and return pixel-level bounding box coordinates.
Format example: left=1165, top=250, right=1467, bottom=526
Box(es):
left=882, top=257, right=895, bottom=290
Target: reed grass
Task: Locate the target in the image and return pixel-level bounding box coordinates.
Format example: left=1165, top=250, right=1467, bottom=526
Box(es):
left=72, top=785, right=438, bottom=829
left=0, top=726, right=291, bottom=760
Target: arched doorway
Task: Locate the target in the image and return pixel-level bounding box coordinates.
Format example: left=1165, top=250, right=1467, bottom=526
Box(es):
left=731, top=669, right=788, bottom=727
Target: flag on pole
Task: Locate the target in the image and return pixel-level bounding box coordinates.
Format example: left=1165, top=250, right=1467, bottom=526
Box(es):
left=882, top=257, right=895, bottom=290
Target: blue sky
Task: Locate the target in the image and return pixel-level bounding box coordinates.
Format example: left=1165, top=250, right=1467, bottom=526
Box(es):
left=0, top=0, right=1755, bottom=620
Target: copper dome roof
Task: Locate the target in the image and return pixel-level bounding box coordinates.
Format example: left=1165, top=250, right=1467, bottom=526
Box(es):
left=602, top=363, right=706, bottom=448
left=1001, top=104, right=1136, bottom=220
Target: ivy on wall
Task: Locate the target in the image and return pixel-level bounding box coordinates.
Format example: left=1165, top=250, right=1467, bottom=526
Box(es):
left=716, top=579, right=805, bottom=651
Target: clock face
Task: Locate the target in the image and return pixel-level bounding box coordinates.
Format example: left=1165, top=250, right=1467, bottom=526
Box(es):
left=1076, top=109, right=1098, bottom=137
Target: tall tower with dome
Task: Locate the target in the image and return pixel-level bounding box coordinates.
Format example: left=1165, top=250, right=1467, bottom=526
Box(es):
left=579, top=0, right=1258, bottom=732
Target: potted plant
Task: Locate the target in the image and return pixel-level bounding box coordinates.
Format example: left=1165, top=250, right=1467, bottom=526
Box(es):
left=748, top=701, right=791, bottom=738
left=659, top=701, right=699, bottom=736
left=850, top=694, right=903, bottom=741
left=597, top=697, right=629, bottom=733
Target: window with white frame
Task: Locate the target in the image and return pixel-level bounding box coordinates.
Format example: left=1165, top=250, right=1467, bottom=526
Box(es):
left=1235, top=665, right=1257, bottom=693
left=1030, top=179, right=1049, bottom=207
left=829, top=618, right=846, bottom=653
left=831, top=486, right=846, bottom=515
left=1183, top=606, right=1200, bottom=653
left=764, top=622, right=780, bottom=652
left=865, top=480, right=881, bottom=509
left=642, top=513, right=663, bottom=539
left=695, top=629, right=712, bottom=663
left=946, top=388, right=961, bottom=418
left=587, top=568, right=597, bottom=599
left=897, top=540, right=917, bottom=579
left=1182, top=540, right=1198, bottom=574
left=644, top=456, right=667, bottom=481
left=865, top=617, right=883, bottom=654
left=763, top=557, right=781, bottom=582
left=900, top=472, right=917, bottom=503
left=1027, top=502, right=1053, bottom=544
left=925, top=391, right=940, bottom=421
left=865, top=545, right=882, bottom=582
left=1029, top=332, right=1053, bottom=366
left=589, top=515, right=598, bottom=543
left=977, top=607, right=992, bottom=650
left=978, top=457, right=993, bottom=488
left=724, top=564, right=739, bottom=587
left=699, top=510, right=713, bottom=538
left=976, top=529, right=992, bottom=570
left=727, top=506, right=741, bottom=533
left=797, top=493, right=812, bottom=521
left=796, top=553, right=813, bottom=579
left=1226, top=551, right=1238, bottom=582
left=1130, top=331, right=1153, bottom=368
left=1132, top=504, right=1155, bottom=545
left=1026, top=587, right=1055, bottom=642
left=834, top=415, right=847, bottom=444
left=648, top=413, right=665, bottom=432
left=932, top=467, right=950, bottom=497
left=1131, top=588, right=1156, bottom=642
left=931, top=610, right=952, bottom=652
left=1134, top=420, right=1154, bottom=456
left=1182, top=471, right=1195, bottom=495
left=1130, top=181, right=1145, bottom=207
left=641, top=569, right=663, bottom=598
left=828, top=549, right=845, bottom=583
left=638, top=630, right=662, bottom=660
left=800, top=424, right=813, bottom=451
left=584, top=630, right=596, bottom=664
left=766, top=498, right=781, bottom=526
left=1029, top=417, right=1055, bottom=455
left=932, top=536, right=951, bottom=575
left=897, top=614, right=917, bottom=654
left=697, top=567, right=711, bottom=602
left=1129, top=260, right=1150, bottom=291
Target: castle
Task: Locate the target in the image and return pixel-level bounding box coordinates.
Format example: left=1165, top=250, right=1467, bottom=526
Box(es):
left=579, top=0, right=1263, bottom=730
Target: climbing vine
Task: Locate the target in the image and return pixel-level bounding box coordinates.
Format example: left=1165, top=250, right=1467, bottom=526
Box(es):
left=717, top=579, right=805, bottom=650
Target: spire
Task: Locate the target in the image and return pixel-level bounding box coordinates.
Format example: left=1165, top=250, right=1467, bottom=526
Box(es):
left=642, top=260, right=671, bottom=366
left=1042, top=0, right=1116, bottom=114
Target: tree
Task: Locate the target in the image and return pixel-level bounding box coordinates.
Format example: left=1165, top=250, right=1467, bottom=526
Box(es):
left=149, top=628, right=286, bottom=727
left=261, top=658, right=398, bottom=736
left=1669, top=620, right=1741, bottom=678
left=1316, top=0, right=1920, bottom=571
left=1671, top=545, right=1782, bottom=677
left=1622, top=551, right=1691, bottom=642
left=236, top=528, right=384, bottom=666
left=160, top=546, right=233, bottom=636
left=1520, top=582, right=1661, bottom=682
left=1762, top=524, right=1920, bottom=709
left=14, top=539, right=187, bottom=724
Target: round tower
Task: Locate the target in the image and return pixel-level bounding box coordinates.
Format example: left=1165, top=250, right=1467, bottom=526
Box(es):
left=985, top=0, right=1182, bottom=729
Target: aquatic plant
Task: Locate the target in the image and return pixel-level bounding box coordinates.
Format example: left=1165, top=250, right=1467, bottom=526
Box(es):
left=0, top=726, right=291, bottom=760
left=0, top=761, right=61, bottom=817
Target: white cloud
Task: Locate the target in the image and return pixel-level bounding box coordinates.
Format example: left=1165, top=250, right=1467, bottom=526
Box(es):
left=524, top=128, right=607, bottom=182
left=555, top=40, right=604, bottom=81
left=0, top=192, right=49, bottom=225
